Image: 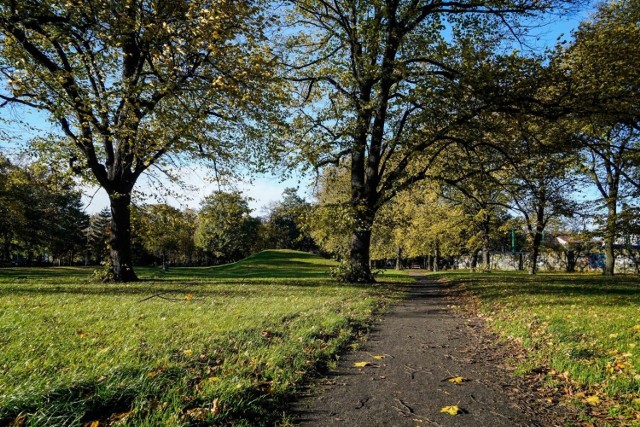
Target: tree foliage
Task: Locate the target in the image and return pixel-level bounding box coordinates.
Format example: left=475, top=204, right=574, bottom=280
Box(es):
left=262, top=188, right=316, bottom=252
left=132, top=203, right=197, bottom=267
left=0, top=153, right=88, bottom=265
left=286, top=0, right=580, bottom=281
left=195, top=191, right=261, bottom=263
left=0, top=0, right=283, bottom=280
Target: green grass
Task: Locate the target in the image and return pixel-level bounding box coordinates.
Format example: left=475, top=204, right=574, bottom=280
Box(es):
left=0, top=250, right=408, bottom=426
left=436, top=271, right=640, bottom=425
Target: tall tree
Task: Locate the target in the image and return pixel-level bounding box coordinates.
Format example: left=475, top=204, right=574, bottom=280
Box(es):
left=0, top=0, right=281, bottom=280
left=580, top=125, right=638, bottom=275
left=557, top=0, right=640, bottom=274
left=286, top=0, right=579, bottom=281
left=501, top=122, right=580, bottom=274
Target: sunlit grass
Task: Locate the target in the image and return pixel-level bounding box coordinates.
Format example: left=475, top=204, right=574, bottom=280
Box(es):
left=437, top=272, right=640, bottom=425
left=0, top=250, right=408, bottom=426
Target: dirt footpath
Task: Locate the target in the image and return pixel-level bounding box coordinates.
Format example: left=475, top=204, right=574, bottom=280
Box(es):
left=291, top=274, right=541, bottom=426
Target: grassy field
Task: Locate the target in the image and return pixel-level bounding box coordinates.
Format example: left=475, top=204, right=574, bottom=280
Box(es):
left=437, top=271, right=640, bottom=425
left=0, top=250, right=407, bottom=426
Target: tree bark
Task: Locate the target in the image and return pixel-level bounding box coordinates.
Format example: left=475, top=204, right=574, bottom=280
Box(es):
left=566, top=250, right=576, bottom=273
left=348, top=225, right=374, bottom=282
left=108, top=192, right=138, bottom=282
left=481, top=217, right=490, bottom=270
left=529, top=231, right=542, bottom=274
left=395, top=247, right=402, bottom=270
left=603, top=199, right=617, bottom=276
left=470, top=248, right=480, bottom=271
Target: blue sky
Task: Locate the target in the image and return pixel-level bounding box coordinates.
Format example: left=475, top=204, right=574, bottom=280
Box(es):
left=0, top=1, right=597, bottom=215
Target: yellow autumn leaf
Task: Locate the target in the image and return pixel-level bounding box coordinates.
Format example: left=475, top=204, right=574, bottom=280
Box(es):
left=183, top=349, right=193, bottom=356
left=372, top=355, right=385, bottom=360
left=440, top=405, right=461, bottom=415
left=87, top=421, right=100, bottom=427
left=447, top=376, right=465, bottom=384
left=185, top=293, right=193, bottom=302
left=584, top=395, right=601, bottom=406
left=354, top=361, right=372, bottom=367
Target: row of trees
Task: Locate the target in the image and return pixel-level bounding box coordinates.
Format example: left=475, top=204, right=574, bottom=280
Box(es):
left=307, top=160, right=640, bottom=275
left=131, top=188, right=315, bottom=266
left=1, top=0, right=638, bottom=281
left=0, top=180, right=315, bottom=268
left=1, top=150, right=637, bottom=275
left=289, top=0, right=640, bottom=280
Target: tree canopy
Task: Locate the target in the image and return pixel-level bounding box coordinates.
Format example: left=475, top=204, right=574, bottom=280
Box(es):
left=0, top=0, right=283, bottom=280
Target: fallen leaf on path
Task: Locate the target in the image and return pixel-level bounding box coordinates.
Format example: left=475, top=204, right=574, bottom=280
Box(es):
left=440, top=405, right=461, bottom=415
left=354, top=361, right=372, bottom=367
left=447, top=376, right=466, bottom=384
left=372, top=355, right=385, bottom=360
left=584, top=395, right=601, bottom=406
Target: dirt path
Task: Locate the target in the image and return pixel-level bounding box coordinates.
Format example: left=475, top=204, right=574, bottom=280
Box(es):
left=291, top=274, right=539, bottom=426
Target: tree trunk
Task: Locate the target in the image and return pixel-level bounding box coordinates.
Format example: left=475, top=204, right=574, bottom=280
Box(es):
left=603, top=200, right=617, bottom=276
left=395, top=247, right=402, bottom=270
left=108, top=192, right=138, bottom=282
left=529, top=231, right=542, bottom=274
left=481, top=218, right=490, bottom=270
left=433, top=246, right=440, bottom=273
left=529, top=187, right=547, bottom=275
left=348, top=226, right=374, bottom=282
left=566, top=250, right=576, bottom=273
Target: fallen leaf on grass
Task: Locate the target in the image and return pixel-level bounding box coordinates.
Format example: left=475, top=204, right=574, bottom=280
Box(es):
left=354, top=361, right=372, bottom=368
left=440, top=405, right=461, bottom=415
left=185, top=407, right=209, bottom=420
left=108, top=411, right=133, bottom=422
left=212, top=398, right=220, bottom=415
left=185, top=293, right=193, bottom=302
left=12, top=413, right=26, bottom=427
left=584, top=395, right=601, bottom=406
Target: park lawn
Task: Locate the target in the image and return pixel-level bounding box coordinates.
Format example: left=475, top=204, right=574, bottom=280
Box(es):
left=439, top=271, right=640, bottom=425
left=0, top=250, right=407, bottom=426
